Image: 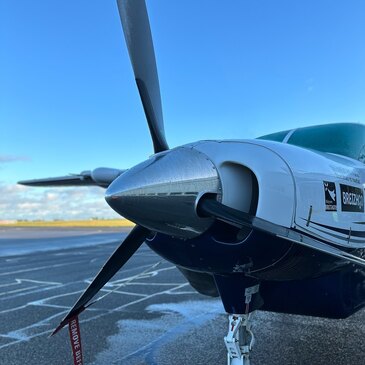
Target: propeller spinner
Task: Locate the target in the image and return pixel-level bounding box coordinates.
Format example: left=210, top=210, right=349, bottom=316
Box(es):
left=106, top=146, right=221, bottom=238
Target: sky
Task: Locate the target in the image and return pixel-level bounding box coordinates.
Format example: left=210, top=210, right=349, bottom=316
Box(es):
left=1, top=0, right=364, bottom=220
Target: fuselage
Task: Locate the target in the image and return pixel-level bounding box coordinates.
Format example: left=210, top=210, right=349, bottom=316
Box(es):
left=144, top=139, right=364, bottom=280
left=105, top=123, right=365, bottom=317
left=196, top=138, right=365, bottom=248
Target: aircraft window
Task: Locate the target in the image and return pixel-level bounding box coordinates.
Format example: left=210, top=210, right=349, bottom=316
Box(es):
left=287, top=123, right=365, bottom=163
left=258, top=123, right=365, bottom=163
left=258, top=129, right=290, bottom=142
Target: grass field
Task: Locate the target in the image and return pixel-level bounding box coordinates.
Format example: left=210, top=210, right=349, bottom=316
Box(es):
left=0, top=219, right=135, bottom=228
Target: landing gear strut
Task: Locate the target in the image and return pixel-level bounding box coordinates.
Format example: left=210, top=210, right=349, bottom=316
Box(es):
left=223, top=284, right=259, bottom=365
left=224, top=312, right=255, bottom=365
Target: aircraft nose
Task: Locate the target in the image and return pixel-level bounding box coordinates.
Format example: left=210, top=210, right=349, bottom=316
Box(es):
left=105, top=147, right=221, bottom=238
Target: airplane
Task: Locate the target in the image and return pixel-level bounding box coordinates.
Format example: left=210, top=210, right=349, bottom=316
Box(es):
left=18, top=1, right=365, bottom=364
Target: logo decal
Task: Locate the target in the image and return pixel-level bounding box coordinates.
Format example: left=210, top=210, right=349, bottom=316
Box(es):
left=323, top=181, right=337, bottom=211
left=340, top=184, right=364, bottom=212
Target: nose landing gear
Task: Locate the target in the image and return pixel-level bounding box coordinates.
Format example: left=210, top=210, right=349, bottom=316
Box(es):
left=222, top=284, right=260, bottom=365
left=224, top=312, right=255, bottom=365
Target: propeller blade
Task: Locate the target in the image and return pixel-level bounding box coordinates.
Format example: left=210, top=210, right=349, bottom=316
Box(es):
left=18, top=174, right=95, bottom=187
left=117, top=0, right=168, bottom=153
left=18, top=168, right=124, bottom=188
left=51, top=225, right=150, bottom=335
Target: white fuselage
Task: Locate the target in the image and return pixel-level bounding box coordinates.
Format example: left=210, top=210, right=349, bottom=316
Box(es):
left=192, top=139, right=365, bottom=248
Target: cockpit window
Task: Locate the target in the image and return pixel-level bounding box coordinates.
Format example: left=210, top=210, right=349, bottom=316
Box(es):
left=259, top=123, right=365, bottom=163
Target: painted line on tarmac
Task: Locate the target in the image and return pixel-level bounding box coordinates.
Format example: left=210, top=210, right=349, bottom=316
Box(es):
left=0, top=260, right=86, bottom=277
left=0, top=267, right=189, bottom=350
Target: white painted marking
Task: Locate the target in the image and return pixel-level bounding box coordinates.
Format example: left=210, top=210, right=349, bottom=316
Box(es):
left=1, top=310, right=69, bottom=342
left=31, top=303, right=102, bottom=312
left=0, top=304, right=29, bottom=315
left=0, top=260, right=86, bottom=276
left=0, top=279, right=62, bottom=301
left=0, top=256, right=192, bottom=352
left=0, top=285, right=40, bottom=297
left=0, top=285, right=73, bottom=301
left=0, top=281, right=19, bottom=289
left=20, top=278, right=62, bottom=285
left=104, top=266, right=176, bottom=287
left=0, top=281, right=192, bottom=349
left=167, top=290, right=196, bottom=295
left=99, top=289, right=147, bottom=298
left=127, top=282, right=184, bottom=286
left=29, top=290, right=85, bottom=306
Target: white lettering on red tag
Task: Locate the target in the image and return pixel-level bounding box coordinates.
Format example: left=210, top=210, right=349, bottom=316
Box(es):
left=68, top=316, right=83, bottom=365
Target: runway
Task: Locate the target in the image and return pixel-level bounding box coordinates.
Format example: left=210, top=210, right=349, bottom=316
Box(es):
left=0, top=227, right=364, bottom=365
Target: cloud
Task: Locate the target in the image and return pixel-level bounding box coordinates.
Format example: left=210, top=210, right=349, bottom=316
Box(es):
left=0, top=182, right=120, bottom=221
left=0, top=155, right=30, bottom=163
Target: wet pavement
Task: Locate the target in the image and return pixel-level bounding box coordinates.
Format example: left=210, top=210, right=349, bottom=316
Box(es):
left=0, top=227, right=364, bottom=364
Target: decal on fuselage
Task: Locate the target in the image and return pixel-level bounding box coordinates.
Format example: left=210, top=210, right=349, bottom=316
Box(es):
left=340, top=184, right=364, bottom=212
left=323, top=181, right=337, bottom=211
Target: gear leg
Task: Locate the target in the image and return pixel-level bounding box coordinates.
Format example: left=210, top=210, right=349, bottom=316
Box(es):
left=224, top=313, right=255, bottom=365
left=224, top=284, right=259, bottom=365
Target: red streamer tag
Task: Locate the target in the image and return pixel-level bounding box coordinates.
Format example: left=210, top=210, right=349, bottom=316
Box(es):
left=68, top=316, right=84, bottom=365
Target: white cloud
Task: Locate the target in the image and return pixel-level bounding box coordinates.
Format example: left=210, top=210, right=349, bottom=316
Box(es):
left=0, top=182, right=120, bottom=220
left=0, top=155, right=30, bottom=163
left=45, top=192, right=58, bottom=201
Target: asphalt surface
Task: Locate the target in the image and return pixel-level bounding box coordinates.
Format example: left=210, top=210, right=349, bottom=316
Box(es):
left=0, top=227, right=364, bottom=365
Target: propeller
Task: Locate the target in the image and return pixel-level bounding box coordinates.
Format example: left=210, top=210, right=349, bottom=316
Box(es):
left=18, top=167, right=124, bottom=188
left=52, top=0, right=168, bottom=334
left=117, top=0, right=168, bottom=153
left=52, top=225, right=150, bottom=335
left=37, top=1, right=365, bottom=336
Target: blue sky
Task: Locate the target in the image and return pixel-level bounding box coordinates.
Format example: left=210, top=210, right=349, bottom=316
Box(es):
left=1, top=0, right=364, bottom=220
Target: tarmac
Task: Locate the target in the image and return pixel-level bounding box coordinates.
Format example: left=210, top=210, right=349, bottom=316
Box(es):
left=0, top=227, right=364, bottom=365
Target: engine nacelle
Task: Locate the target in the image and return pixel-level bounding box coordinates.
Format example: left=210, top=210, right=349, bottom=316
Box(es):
left=193, top=140, right=296, bottom=228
